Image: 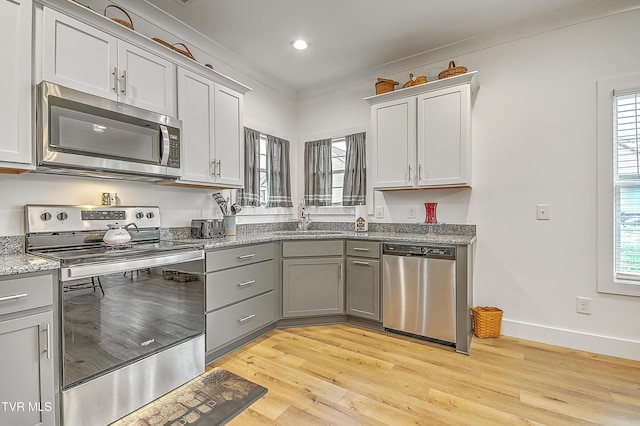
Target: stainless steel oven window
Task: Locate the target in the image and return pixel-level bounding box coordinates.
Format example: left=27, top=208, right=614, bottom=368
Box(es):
left=61, top=259, right=204, bottom=389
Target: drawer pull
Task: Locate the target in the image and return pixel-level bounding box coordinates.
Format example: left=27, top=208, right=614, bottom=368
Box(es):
left=353, top=260, right=370, bottom=266
left=0, top=293, right=28, bottom=302
left=352, top=247, right=371, bottom=252
left=239, top=314, right=256, bottom=323
left=43, top=324, right=51, bottom=360
left=238, top=280, right=256, bottom=287
left=238, top=254, right=256, bottom=260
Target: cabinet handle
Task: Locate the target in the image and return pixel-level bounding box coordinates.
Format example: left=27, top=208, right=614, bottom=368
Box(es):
left=238, top=253, right=256, bottom=259
left=42, top=323, right=51, bottom=360
left=238, top=280, right=256, bottom=287
left=217, top=160, right=222, bottom=177
left=339, top=264, right=343, bottom=280
left=408, top=164, right=412, bottom=182
left=419, top=164, right=423, bottom=181
left=353, top=260, right=370, bottom=266
left=112, top=67, right=118, bottom=93
left=0, top=293, right=28, bottom=302
left=239, top=314, right=256, bottom=323
left=121, top=69, right=127, bottom=95
left=211, top=159, right=217, bottom=176
left=352, top=247, right=370, bottom=252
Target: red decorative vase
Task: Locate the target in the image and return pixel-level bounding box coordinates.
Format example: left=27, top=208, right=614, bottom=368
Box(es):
left=425, top=203, right=438, bottom=224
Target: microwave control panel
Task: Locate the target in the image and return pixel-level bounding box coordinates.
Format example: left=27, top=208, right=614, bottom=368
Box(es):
left=167, top=130, right=181, bottom=168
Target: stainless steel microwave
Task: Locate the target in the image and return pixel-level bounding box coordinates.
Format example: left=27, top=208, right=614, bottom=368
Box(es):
left=36, top=81, right=182, bottom=181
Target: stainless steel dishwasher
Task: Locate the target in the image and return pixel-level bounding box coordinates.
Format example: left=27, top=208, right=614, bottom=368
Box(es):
left=383, top=242, right=456, bottom=346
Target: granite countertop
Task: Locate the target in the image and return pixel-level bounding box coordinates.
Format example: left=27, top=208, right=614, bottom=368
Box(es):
left=0, top=253, right=59, bottom=277
left=183, top=230, right=476, bottom=250
left=0, top=222, right=475, bottom=276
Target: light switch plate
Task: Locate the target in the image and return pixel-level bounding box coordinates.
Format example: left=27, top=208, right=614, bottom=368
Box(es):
left=375, top=206, right=384, bottom=218
left=536, top=204, right=550, bottom=220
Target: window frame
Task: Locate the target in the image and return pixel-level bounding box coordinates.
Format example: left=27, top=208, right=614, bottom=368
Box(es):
left=330, top=136, right=347, bottom=205
left=596, top=73, right=640, bottom=297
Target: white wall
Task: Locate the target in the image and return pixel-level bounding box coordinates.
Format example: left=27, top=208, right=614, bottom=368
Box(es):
left=297, top=9, right=640, bottom=359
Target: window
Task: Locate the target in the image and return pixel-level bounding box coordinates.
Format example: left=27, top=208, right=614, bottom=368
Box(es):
left=259, top=134, right=268, bottom=205
left=614, top=92, right=640, bottom=280
left=597, top=74, right=640, bottom=297
left=330, top=137, right=346, bottom=205
left=239, top=127, right=292, bottom=208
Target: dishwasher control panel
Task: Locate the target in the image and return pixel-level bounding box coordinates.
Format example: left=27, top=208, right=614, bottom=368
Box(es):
left=383, top=243, right=455, bottom=259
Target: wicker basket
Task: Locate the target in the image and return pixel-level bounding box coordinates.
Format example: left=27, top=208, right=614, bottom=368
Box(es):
left=438, top=60, right=467, bottom=79
left=104, top=5, right=134, bottom=30
left=472, top=306, right=503, bottom=338
left=375, top=78, right=399, bottom=95
left=402, top=73, right=427, bottom=88
left=152, top=38, right=196, bottom=61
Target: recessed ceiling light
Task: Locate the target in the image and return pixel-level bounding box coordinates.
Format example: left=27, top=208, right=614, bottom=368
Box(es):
left=292, top=39, right=308, bottom=51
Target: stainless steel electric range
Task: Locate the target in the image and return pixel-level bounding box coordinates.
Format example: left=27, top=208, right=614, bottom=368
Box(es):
left=25, top=205, right=205, bottom=426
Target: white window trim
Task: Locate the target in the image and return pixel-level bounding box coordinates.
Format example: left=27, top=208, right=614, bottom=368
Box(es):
left=596, top=73, right=640, bottom=297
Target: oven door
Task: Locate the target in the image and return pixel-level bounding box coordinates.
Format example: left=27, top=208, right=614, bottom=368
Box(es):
left=37, top=81, right=182, bottom=179
left=60, top=250, right=204, bottom=389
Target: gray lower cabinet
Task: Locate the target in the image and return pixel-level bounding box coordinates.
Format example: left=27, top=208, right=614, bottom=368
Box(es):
left=0, top=272, right=56, bottom=426
left=205, top=243, right=276, bottom=353
left=346, top=241, right=381, bottom=321
left=346, top=258, right=380, bottom=320
left=282, top=240, right=344, bottom=318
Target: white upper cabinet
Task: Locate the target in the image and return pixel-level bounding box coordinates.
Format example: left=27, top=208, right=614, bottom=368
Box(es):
left=213, top=84, right=244, bottom=188
left=0, top=0, right=33, bottom=169
left=177, top=68, right=244, bottom=188
left=367, top=72, right=478, bottom=190
left=42, top=7, right=176, bottom=117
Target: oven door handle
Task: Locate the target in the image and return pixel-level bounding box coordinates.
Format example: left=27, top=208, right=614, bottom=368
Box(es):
left=61, top=250, right=204, bottom=281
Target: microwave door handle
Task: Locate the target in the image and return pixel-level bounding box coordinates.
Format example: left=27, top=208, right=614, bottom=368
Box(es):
left=160, top=125, right=170, bottom=166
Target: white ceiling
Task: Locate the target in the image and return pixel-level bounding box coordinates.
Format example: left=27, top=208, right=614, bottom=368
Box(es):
left=145, top=0, right=596, bottom=92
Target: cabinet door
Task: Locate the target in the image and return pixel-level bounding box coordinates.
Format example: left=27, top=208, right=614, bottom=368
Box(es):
left=213, top=84, right=244, bottom=188
left=372, top=97, right=416, bottom=189
left=417, top=85, right=471, bottom=187
left=43, top=7, right=118, bottom=100
left=346, top=258, right=380, bottom=321
left=0, top=0, right=32, bottom=167
left=0, top=311, right=55, bottom=426
left=177, top=68, right=215, bottom=183
left=118, top=41, right=176, bottom=116
left=282, top=258, right=344, bottom=317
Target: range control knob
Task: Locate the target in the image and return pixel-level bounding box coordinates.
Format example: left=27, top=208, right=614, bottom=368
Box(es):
left=146, top=212, right=155, bottom=219
left=40, top=212, right=52, bottom=221
left=57, top=212, right=68, bottom=221
left=135, top=212, right=144, bottom=219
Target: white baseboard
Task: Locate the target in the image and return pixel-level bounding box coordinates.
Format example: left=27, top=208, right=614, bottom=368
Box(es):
left=501, top=319, right=640, bottom=361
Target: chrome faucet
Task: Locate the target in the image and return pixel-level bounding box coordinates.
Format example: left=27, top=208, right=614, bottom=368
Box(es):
left=298, top=213, right=312, bottom=231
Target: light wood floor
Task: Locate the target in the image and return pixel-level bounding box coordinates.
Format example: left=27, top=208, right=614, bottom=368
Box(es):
left=211, top=324, right=640, bottom=425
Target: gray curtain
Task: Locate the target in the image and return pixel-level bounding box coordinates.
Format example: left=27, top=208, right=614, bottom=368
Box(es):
left=342, top=132, right=367, bottom=206
left=266, top=135, right=293, bottom=207
left=304, top=139, right=333, bottom=206
left=237, top=127, right=261, bottom=206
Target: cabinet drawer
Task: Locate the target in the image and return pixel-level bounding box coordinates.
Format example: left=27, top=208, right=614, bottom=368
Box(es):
left=206, top=291, right=275, bottom=352
left=282, top=240, right=343, bottom=257
left=0, top=274, right=54, bottom=317
left=206, top=260, right=275, bottom=311
left=346, top=240, right=380, bottom=259
left=206, top=243, right=274, bottom=272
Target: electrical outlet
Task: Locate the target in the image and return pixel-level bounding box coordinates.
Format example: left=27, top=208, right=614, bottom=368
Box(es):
left=536, top=204, right=550, bottom=220
left=576, top=296, right=592, bottom=315
left=375, top=206, right=384, bottom=219
left=408, top=208, right=416, bottom=219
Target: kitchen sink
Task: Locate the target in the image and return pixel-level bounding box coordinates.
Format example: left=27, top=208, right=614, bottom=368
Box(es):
left=272, top=230, right=346, bottom=236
